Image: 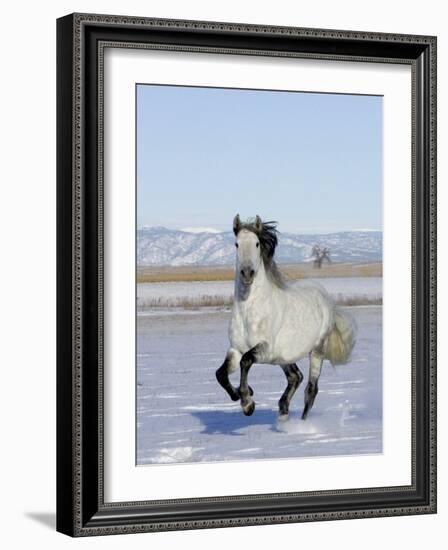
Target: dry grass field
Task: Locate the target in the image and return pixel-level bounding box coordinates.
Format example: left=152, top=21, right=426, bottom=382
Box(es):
left=140, top=294, right=382, bottom=308
left=137, top=262, right=382, bottom=283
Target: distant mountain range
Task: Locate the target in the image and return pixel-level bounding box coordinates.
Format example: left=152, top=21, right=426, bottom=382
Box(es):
left=137, top=227, right=382, bottom=266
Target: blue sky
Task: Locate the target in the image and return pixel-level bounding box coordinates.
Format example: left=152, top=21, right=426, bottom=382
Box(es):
left=137, top=84, right=382, bottom=234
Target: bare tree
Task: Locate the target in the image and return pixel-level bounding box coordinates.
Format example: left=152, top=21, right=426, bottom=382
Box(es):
left=311, top=245, right=331, bottom=268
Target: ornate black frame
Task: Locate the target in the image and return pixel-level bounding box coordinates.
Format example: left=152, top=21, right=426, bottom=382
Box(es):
left=56, top=13, right=437, bottom=537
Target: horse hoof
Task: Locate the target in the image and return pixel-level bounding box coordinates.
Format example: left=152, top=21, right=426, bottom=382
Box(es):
left=278, top=413, right=289, bottom=422
left=242, top=400, right=255, bottom=416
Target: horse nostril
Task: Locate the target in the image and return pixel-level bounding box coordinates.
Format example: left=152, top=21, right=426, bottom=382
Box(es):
left=240, top=270, right=245, bottom=277
left=250, top=270, right=255, bottom=277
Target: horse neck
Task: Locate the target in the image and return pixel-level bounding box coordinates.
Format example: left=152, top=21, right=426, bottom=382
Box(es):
left=234, top=260, right=271, bottom=302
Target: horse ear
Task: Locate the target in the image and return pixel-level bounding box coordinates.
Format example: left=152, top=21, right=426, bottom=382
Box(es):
left=233, top=214, right=241, bottom=235
left=254, top=215, right=263, bottom=232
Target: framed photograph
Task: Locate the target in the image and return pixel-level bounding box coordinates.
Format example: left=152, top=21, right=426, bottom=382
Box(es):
left=56, top=13, right=437, bottom=537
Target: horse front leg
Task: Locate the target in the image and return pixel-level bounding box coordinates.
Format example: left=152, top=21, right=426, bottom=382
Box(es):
left=216, top=349, right=242, bottom=401
left=239, top=343, right=266, bottom=416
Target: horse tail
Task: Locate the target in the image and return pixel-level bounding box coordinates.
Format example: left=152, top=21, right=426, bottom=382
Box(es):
left=324, top=308, right=357, bottom=366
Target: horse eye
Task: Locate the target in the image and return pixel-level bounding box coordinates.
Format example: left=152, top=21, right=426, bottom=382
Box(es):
left=256, top=242, right=260, bottom=248
left=235, top=243, right=239, bottom=248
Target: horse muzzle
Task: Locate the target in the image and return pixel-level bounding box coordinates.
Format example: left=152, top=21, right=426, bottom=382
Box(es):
left=240, top=267, right=255, bottom=286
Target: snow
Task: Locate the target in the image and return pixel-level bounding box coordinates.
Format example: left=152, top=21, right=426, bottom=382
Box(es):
left=181, top=227, right=223, bottom=234
left=137, top=306, right=382, bottom=465
left=137, top=277, right=382, bottom=309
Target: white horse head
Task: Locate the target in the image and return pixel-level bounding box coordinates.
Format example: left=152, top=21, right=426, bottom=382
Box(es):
left=233, top=214, right=284, bottom=288
left=233, top=214, right=263, bottom=286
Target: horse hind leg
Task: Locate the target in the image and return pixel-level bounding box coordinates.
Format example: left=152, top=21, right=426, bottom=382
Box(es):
left=278, top=364, right=303, bottom=420
left=302, top=349, right=324, bottom=420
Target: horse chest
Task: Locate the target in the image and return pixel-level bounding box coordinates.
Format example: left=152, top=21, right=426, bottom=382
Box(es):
left=232, top=303, right=269, bottom=349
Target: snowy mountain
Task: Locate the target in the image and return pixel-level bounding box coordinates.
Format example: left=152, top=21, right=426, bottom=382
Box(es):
left=137, top=227, right=382, bottom=266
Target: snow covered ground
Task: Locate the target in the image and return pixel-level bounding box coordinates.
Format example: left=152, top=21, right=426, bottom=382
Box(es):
left=137, top=305, right=382, bottom=465
left=137, top=277, right=382, bottom=309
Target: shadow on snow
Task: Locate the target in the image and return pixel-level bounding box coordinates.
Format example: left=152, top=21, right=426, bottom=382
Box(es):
left=191, top=408, right=280, bottom=436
